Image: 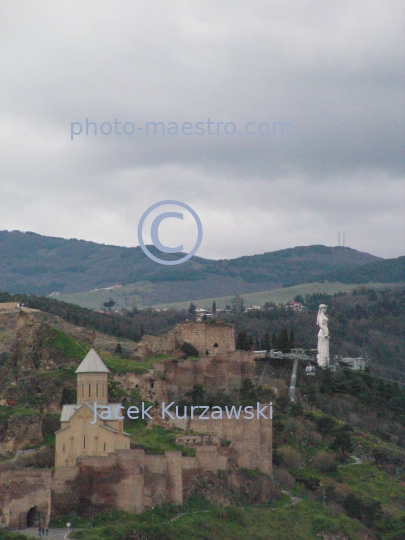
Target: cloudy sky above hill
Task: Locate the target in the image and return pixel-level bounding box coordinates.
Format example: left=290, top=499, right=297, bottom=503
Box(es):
left=0, top=0, right=404, bottom=260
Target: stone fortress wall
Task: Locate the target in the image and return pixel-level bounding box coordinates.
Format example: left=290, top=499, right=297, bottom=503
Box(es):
left=50, top=412, right=273, bottom=516
left=0, top=469, right=51, bottom=529
left=115, top=350, right=254, bottom=404
left=138, top=321, right=235, bottom=357
left=52, top=446, right=229, bottom=515
left=171, top=415, right=273, bottom=475
left=175, top=321, right=235, bottom=355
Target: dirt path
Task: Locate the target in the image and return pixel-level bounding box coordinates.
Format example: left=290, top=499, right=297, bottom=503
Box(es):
left=338, top=455, right=363, bottom=467
left=281, top=490, right=303, bottom=505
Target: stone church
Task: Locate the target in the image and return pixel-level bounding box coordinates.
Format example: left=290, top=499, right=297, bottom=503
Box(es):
left=55, top=348, right=130, bottom=467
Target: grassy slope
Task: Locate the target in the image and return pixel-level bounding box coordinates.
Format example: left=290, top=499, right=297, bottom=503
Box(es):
left=68, top=502, right=369, bottom=540
left=101, top=352, right=174, bottom=374
left=56, top=280, right=405, bottom=311
left=151, top=281, right=405, bottom=310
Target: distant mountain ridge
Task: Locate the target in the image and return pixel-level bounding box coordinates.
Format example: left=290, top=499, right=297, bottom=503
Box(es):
left=0, top=230, right=383, bottom=303
left=315, top=255, right=405, bottom=284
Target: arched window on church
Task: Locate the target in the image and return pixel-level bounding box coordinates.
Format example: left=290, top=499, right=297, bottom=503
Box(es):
left=103, top=443, right=106, bottom=451
left=62, top=443, right=66, bottom=453
left=81, top=383, right=84, bottom=398
left=102, top=383, right=105, bottom=398
left=83, top=436, right=86, bottom=449
left=88, top=383, right=91, bottom=398
left=96, top=383, right=99, bottom=398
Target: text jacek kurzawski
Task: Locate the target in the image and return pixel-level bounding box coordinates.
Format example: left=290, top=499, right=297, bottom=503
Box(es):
left=91, top=402, right=273, bottom=424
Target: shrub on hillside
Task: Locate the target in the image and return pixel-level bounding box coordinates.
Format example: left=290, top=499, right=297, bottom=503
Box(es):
left=277, top=446, right=303, bottom=471
left=313, top=450, right=338, bottom=473
left=316, top=415, right=338, bottom=436
left=330, top=426, right=354, bottom=455
left=342, top=493, right=383, bottom=527
left=273, top=467, right=295, bottom=490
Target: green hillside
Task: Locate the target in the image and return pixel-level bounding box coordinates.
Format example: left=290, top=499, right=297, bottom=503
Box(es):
left=150, top=281, right=405, bottom=311
left=316, top=255, right=405, bottom=284
left=1, top=288, right=405, bottom=538
left=0, top=231, right=381, bottom=304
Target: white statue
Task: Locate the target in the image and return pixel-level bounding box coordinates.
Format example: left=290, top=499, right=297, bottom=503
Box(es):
left=317, top=304, right=330, bottom=367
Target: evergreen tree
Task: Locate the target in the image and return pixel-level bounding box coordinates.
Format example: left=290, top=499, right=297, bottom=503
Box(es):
left=231, top=294, right=244, bottom=314
left=236, top=330, right=252, bottom=350
left=331, top=427, right=354, bottom=454
left=212, top=301, right=217, bottom=315
left=289, top=329, right=295, bottom=349
left=263, top=331, right=271, bottom=351
left=278, top=328, right=290, bottom=352
left=271, top=328, right=291, bottom=352
left=188, top=302, right=197, bottom=318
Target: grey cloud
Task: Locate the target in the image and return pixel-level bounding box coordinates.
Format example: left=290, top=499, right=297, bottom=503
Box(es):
left=0, top=0, right=404, bottom=261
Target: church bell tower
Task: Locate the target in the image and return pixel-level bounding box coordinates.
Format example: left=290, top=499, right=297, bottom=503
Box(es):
left=75, top=348, right=109, bottom=405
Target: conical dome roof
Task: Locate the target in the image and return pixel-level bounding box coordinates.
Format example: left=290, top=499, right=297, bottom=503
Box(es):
left=75, top=348, right=110, bottom=373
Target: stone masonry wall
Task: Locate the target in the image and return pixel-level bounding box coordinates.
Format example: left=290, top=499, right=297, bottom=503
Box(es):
left=138, top=330, right=176, bottom=356
left=152, top=351, right=254, bottom=402
left=174, top=322, right=235, bottom=355
left=51, top=466, right=79, bottom=517
left=0, top=469, right=52, bottom=529
left=137, top=321, right=235, bottom=357
left=114, top=351, right=254, bottom=403
left=72, top=447, right=227, bottom=513
left=170, top=414, right=273, bottom=476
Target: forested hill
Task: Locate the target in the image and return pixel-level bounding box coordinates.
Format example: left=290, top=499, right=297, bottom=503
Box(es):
left=315, top=255, right=405, bottom=284
left=0, top=230, right=381, bottom=297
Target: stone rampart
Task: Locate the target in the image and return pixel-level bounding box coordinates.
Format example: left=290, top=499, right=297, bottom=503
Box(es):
left=51, top=446, right=227, bottom=514
left=170, top=413, right=273, bottom=475
left=137, top=321, right=236, bottom=357
left=0, top=469, right=52, bottom=529
left=115, top=352, right=254, bottom=404
left=150, top=351, right=254, bottom=402
left=138, top=330, right=176, bottom=356
left=174, top=322, right=235, bottom=355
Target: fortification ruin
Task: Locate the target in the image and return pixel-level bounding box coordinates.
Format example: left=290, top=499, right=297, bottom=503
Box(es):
left=137, top=320, right=235, bottom=357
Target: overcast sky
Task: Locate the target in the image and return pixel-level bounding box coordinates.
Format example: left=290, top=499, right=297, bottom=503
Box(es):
left=0, top=0, right=404, bottom=260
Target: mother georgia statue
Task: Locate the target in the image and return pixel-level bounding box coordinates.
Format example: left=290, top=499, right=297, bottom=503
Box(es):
left=317, top=304, right=330, bottom=367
